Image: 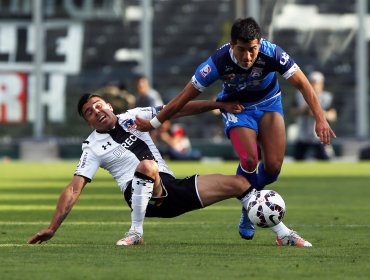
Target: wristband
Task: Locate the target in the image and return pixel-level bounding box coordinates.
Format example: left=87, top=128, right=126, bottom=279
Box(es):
left=150, top=116, right=162, bottom=128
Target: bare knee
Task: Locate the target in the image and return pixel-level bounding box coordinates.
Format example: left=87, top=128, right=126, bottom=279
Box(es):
left=264, top=160, right=282, bottom=175
left=136, top=159, right=158, bottom=179
left=240, top=156, right=259, bottom=172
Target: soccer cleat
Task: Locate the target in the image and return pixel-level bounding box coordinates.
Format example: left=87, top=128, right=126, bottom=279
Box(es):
left=116, top=231, right=144, bottom=246
left=276, top=230, right=312, bottom=247
left=238, top=206, right=255, bottom=240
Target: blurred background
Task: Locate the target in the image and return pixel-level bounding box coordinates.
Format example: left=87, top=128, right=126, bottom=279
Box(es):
left=0, top=0, right=369, bottom=161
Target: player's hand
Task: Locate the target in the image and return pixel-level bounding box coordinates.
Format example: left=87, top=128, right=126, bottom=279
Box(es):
left=28, top=228, right=55, bottom=244
left=315, top=120, right=336, bottom=145
left=221, top=101, right=244, bottom=114
left=135, top=116, right=154, bottom=132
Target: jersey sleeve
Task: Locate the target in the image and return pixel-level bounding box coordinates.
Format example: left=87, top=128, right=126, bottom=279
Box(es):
left=191, top=57, right=220, bottom=92
left=126, top=106, right=163, bottom=120
left=153, top=105, right=165, bottom=116
left=274, top=45, right=300, bottom=79
left=74, top=146, right=100, bottom=182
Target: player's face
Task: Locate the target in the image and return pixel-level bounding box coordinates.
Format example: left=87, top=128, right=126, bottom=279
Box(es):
left=231, top=39, right=260, bottom=68
left=81, top=97, right=117, bottom=132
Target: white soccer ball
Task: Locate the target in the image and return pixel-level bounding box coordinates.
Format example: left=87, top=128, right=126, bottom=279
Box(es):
left=246, top=190, right=286, bottom=228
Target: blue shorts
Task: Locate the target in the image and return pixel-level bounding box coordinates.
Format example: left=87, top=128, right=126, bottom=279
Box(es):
left=220, top=94, right=284, bottom=138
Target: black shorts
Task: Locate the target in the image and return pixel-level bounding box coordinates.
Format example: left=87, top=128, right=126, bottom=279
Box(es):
left=124, top=172, right=203, bottom=218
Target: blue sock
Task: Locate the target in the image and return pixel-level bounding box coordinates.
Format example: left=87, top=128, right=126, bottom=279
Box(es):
left=236, top=164, right=259, bottom=189
left=256, top=162, right=279, bottom=190
left=237, top=162, right=280, bottom=191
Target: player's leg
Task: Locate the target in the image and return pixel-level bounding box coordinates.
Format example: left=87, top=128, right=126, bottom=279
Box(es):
left=196, top=173, right=257, bottom=239
left=198, top=173, right=259, bottom=240
left=229, top=127, right=260, bottom=186
left=259, top=113, right=312, bottom=246
left=257, top=112, right=290, bottom=238
left=116, top=159, right=161, bottom=246
left=130, top=160, right=162, bottom=234
left=197, top=174, right=312, bottom=246
left=257, top=111, right=286, bottom=187
left=229, top=127, right=260, bottom=240
left=196, top=174, right=250, bottom=206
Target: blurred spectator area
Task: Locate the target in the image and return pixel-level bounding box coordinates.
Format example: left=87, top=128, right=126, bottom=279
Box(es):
left=268, top=0, right=360, bottom=138
left=0, top=0, right=368, bottom=160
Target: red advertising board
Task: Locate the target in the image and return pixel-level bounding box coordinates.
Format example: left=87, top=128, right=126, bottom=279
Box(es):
left=0, top=72, right=27, bottom=123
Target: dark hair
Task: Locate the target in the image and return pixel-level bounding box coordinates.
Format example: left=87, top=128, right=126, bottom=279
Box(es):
left=231, top=17, right=261, bottom=43
left=77, top=93, right=102, bottom=117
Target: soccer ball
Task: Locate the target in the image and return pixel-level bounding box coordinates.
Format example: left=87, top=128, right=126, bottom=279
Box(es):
left=246, top=190, right=286, bottom=228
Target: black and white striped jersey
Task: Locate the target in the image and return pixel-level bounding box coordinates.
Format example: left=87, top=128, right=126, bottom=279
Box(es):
left=74, top=106, right=174, bottom=192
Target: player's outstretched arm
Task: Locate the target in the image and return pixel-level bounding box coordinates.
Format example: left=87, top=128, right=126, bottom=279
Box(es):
left=288, top=69, right=336, bottom=145
left=27, top=176, right=87, bottom=244
left=135, top=81, right=200, bottom=131
left=173, top=100, right=244, bottom=118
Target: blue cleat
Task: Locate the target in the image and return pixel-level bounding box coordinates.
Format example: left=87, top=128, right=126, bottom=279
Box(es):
left=238, top=206, right=255, bottom=240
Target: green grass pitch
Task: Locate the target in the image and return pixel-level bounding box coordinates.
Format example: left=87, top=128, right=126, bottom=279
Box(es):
left=1, top=160, right=370, bottom=280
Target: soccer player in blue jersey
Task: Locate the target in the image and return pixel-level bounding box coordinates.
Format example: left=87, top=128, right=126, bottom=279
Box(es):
left=135, top=17, right=335, bottom=243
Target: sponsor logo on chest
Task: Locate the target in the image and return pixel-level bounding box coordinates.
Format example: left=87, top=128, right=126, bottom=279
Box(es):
left=110, top=135, right=139, bottom=158
left=121, top=134, right=138, bottom=149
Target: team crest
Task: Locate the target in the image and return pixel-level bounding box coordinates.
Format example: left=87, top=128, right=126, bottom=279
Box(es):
left=123, top=119, right=136, bottom=131
left=225, top=66, right=234, bottom=72
left=222, top=73, right=236, bottom=81
left=250, top=67, right=263, bottom=78
left=199, top=64, right=211, bottom=78
left=256, top=57, right=266, bottom=65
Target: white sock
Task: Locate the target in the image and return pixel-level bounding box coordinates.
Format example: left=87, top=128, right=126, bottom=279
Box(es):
left=130, top=173, right=154, bottom=235
left=240, top=188, right=257, bottom=209
left=271, top=222, right=291, bottom=238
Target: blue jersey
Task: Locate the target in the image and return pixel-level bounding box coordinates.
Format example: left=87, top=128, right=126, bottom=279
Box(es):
left=191, top=39, right=299, bottom=107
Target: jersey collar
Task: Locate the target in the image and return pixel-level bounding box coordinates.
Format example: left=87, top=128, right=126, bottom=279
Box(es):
left=229, top=48, right=252, bottom=70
